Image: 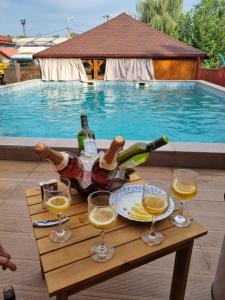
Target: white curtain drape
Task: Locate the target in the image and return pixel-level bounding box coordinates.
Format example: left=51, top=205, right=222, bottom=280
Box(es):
left=38, top=58, right=88, bottom=81
left=104, top=58, right=155, bottom=81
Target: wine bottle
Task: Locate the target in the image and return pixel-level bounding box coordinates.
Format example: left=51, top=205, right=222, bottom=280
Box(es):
left=3, top=286, right=23, bottom=300
left=117, top=136, right=169, bottom=170
left=34, top=143, right=95, bottom=196
left=91, top=136, right=125, bottom=189
left=34, top=143, right=84, bottom=181
left=77, top=114, right=97, bottom=156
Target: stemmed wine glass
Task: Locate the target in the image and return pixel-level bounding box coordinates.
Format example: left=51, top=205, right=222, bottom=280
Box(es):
left=170, top=169, right=198, bottom=228
left=141, top=180, right=170, bottom=246
left=44, top=178, right=72, bottom=243
left=88, top=190, right=117, bottom=262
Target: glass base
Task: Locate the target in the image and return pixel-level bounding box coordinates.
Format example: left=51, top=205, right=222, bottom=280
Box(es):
left=49, top=228, right=72, bottom=243
left=170, top=214, right=192, bottom=228
left=141, top=231, right=164, bottom=246
left=90, top=242, right=115, bottom=262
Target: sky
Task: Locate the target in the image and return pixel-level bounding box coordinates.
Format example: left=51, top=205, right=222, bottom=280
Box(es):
left=1, top=0, right=200, bottom=38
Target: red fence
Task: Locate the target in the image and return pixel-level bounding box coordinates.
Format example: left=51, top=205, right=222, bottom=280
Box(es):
left=199, top=66, right=225, bottom=87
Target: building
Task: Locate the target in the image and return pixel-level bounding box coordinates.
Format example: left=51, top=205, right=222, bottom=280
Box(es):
left=0, top=48, right=17, bottom=63
left=0, top=36, right=15, bottom=47
left=35, top=13, right=208, bottom=81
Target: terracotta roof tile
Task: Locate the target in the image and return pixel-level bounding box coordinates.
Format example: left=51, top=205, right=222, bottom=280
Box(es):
left=36, top=13, right=207, bottom=59
left=0, top=47, right=18, bottom=58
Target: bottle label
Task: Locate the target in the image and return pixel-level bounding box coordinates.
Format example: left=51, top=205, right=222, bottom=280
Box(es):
left=119, top=153, right=150, bottom=170
left=84, top=139, right=97, bottom=156
left=55, top=152, right=69, bottom=171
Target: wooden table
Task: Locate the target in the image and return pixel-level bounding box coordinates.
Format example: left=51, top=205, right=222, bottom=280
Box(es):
left=25, top=186, right=207, bottom=300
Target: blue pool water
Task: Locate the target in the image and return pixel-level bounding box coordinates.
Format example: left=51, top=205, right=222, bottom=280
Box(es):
left=0, top=81, right=225, bottom=142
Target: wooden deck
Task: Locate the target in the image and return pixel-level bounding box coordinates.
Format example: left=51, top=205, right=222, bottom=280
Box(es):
left=0, top=160, right=224, bottom=299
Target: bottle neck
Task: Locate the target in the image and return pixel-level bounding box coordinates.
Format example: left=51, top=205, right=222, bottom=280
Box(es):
left=81, top=115, right=89, bottom=129
left=100, top=136, right=125, bottom=170
left=34, top=143, right=69, bottom=171
left=147, top=136, right=169, bottom=152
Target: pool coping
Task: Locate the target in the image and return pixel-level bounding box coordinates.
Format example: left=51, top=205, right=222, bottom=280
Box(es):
left=0, top=137, right=225, bottom=169
left=0, top=79, right=225, bottom=169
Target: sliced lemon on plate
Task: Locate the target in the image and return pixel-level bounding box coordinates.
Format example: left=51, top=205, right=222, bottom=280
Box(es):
left=89, top=207, right=117, bottom=229
left=129, top=203, right=152, bottom=221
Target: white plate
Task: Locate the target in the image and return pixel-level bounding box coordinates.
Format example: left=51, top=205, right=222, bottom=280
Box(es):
left=110, top=185, right=174, bottom=222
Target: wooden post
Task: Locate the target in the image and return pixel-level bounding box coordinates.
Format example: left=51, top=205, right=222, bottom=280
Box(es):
left=15, top=62, right=21, bottom=82
left=93, top=60, right=99, bottom=80
left=169, top=241, right=194, bottom=300
left=195, top=57, right=201, bottom=80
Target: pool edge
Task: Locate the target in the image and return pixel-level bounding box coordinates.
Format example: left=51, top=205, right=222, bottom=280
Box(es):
left=0, top=137, right=224, bottom=169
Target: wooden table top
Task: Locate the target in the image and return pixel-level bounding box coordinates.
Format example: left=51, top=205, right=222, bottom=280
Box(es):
left=25, top=186, right=207, bottom=298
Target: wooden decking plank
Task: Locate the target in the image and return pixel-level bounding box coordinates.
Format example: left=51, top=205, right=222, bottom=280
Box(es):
left=25, top=188, right=41, bottom=198
left=2, top=162, right=222, bottom=300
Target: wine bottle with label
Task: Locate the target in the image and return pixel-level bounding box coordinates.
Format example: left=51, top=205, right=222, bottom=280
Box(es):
left=91, top=136, right=125, bottom=189
left=77, top=114, right=97, bottom=157
left=117, top=136, right=169, bottom=170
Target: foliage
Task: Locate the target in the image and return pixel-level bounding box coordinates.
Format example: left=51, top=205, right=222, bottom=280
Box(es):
left=70, top=32, right=78, bottom=38
left=174, top=0, right=225, bottom=68
left=137, top=0, right=184, bottom=35
left=52, top=34, right=60, bottom=38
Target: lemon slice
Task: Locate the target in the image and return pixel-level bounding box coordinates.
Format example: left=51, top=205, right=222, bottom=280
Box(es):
left=172, top=179, right=197, bottom=195
left=89, top=207, right=117, bottom=229
left=46, top=196, right=71, bottom=214
left=129, top=203, right=152, bottom=221
left=143, top=195, right=168, bottom=216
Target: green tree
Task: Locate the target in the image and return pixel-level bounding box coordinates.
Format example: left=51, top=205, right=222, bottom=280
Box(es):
left=136, top=0, right=184, bottom=35
left=175, top=0, right=225, bottom=68
left=70, top=32, right=78, bottom=38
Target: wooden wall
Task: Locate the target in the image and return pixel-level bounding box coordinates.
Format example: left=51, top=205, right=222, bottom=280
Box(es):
left=153, top=59, right=197, bottom=80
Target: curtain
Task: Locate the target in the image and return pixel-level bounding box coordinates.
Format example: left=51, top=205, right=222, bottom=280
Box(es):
left=38, top=58, right=88, bottom=81
left=104, top=58, right=155, bottom=81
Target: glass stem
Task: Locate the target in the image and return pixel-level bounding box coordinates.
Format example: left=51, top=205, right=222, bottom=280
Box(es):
left=57, top=213, right=64, bottom=235
left=100, top=229, right=105, bottom=245
left=150, top=217, right=155, bottom=236
left=180, top=201, right=184, bottom=216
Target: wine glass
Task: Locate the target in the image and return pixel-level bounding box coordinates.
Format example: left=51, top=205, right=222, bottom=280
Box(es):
left=170, top=169, right=198, bottom=228
left=43, top=178, right=72, bottom=243
left=88, top=190, right=117, bottom=262
left=141, top=180, right=170, bottom=246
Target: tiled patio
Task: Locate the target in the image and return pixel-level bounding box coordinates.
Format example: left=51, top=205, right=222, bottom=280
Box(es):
left=0, top=160, right=224, bottom=299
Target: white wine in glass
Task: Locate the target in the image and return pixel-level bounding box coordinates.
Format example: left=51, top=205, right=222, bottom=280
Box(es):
left=170, top=169, right=198, bottom=228
left=141, top=180, right=169, bottom=246
left=88, top=190, right=117, bottom=262
left=44, top=178, right=72, bottom=243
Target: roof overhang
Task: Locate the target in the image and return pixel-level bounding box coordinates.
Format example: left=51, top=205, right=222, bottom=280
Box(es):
left=35, top=53, right=209, bottom=59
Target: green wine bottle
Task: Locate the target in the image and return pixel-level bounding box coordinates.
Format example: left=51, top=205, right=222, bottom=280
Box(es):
left=117, top=136, right=169, bottom=170
left=77, top=114, right=97, bottom=156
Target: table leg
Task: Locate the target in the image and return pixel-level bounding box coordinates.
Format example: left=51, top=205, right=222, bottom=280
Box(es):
left=169, top=240, right=194, bottom=300
left=56, top=292, right=68, bottom=300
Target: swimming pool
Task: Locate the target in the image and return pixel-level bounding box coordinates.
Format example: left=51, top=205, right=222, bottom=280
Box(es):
left=0, top=80, right=225, bottom=143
